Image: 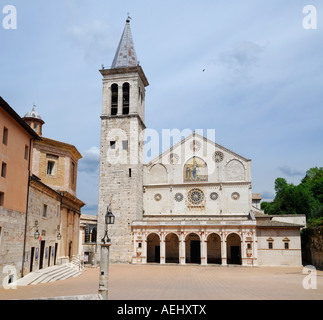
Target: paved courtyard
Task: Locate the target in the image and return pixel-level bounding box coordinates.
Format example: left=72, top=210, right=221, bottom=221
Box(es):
left=0, top=264, right=322, bottom=300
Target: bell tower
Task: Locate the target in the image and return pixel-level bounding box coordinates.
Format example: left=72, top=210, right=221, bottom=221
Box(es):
left=97, top=18, right=149, bottom=263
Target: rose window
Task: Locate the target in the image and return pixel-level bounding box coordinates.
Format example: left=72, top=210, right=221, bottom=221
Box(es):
left=188, top=188, right=204, bottom=205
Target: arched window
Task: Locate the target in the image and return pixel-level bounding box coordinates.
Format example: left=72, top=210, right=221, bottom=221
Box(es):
left=111, top=84, right=118, bottom=116
left=122, top=82, right=130, bottom=115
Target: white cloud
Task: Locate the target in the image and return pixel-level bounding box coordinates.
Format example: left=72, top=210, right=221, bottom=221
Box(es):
left=78, top=146, right=100, bottom=173
left=65, top=20, right=116, bottom=64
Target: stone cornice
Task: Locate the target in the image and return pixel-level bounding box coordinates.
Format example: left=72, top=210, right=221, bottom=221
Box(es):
left=100, top=66, right=149, bottom=87
left=100, top=113, right=146, bottom=130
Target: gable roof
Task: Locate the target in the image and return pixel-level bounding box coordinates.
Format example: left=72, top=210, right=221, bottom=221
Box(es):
left=146, top=131, right=250, bottom=166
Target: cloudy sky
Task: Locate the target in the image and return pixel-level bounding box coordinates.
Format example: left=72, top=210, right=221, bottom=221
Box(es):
left=1, top=0, right=322, bottom=214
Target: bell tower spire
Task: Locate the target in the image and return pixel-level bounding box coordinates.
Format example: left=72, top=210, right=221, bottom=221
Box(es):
left=111, top=17, right=138, bottom=69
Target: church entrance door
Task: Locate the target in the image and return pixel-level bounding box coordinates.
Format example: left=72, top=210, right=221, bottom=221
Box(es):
left=231, top=246, right=241, bottom=265
left=154, top=246, right=160, bottom=263
left=190, top=240, right=201, bottom=264
left=147, top=233, right=160, bottom=263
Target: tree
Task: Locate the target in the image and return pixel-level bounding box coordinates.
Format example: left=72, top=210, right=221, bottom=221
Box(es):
left=262, top=167, right=323, bottom=226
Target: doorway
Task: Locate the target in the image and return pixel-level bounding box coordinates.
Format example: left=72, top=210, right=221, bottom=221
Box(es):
left=48, top=246, right=52, bottom=267
left=226, top=233, right=241, bottom=265
left=54, top=243, right=58, bottom=265
left=231, top=246, right=241, bottom=265
left=147, top=233, right=160, bottom=263
left=185, top=233, right=201, bottom=264
left=154, top=246, right=160, bottom=263
left=39, top=240, right=45, bottom=270
left=190, top=240, right=201, bottom=264
left=30, top=247, right=35, bottom=272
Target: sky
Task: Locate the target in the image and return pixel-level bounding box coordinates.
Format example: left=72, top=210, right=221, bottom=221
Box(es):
left=1, top=0, right=322, bottom=215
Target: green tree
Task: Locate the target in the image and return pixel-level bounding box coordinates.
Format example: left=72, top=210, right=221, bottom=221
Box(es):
left=262, top=167, right=323, bottom=224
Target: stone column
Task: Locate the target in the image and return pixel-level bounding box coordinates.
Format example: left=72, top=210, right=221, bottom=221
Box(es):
left=117, top=85, right=123, bottom=115
left=160, top=233, right=165, bottom=264
left=241, top=234, right=247, bottom=266
left=142, top=236, right=147, bottom=264
left=179, top=233, right=185, bottom=265
left=253, top=232, right=258, bottom=266
left=98, top=242, right=111, bottom=300
left=132, top=235, right=137, bottom=264
left=221, top=234, right=227, bottom=266
left=201, top=233, right=207, bottom=265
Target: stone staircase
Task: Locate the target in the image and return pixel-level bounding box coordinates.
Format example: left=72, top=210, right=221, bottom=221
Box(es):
left=14, top=263, right=82, bottom=287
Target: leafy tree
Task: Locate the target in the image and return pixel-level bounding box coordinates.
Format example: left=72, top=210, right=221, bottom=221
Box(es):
left=262, top=167, right=323, bottom=226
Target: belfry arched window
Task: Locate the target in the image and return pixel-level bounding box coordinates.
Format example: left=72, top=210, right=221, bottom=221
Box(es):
left=111, top=83, right=118, bottom=116
left=122, top=82, right=130, bottom=115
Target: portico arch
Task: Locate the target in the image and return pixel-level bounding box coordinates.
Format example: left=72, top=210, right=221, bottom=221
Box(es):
left=165, top=233, right=179, bottom=263
left=226, top=233, right=241, bottom=265
left=185, top=233, right=201, bottom=264
left=207, top=233, right=221, bottom=264
left=147, top=233, right=160, bottom=263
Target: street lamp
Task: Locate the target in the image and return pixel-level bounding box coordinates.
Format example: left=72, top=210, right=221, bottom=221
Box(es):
left=101, top=206, right=115, bottom=243
left=34, top=229, right=40, bottom=240
left=99, top=204, right=115, bottom=300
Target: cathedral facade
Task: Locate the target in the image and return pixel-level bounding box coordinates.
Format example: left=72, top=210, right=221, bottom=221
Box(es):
left=97, top=19, right=305, bottom=267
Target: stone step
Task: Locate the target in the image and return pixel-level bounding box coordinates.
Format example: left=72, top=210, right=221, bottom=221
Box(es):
left=31, top=265, right=70, bottom=285
left=14, top=265, right=65, bottom=287
left=49, top=268, right=80, bottom=282
left=14, top=263, right=83, bottom=286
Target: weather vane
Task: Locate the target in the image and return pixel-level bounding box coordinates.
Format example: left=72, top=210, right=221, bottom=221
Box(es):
left=126, top=12, right=132, bottom=22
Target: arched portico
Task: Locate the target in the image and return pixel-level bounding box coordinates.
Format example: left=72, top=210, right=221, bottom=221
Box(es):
left=147, top=233, right=160, bottom=263
left=226, top=233, right=242, bottom=265
left=165, top=233, right=179, bottom=263
left=207, top=233, right=221, bottom=264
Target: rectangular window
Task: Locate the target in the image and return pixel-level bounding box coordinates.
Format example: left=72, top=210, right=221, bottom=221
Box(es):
left=43, top=204, right=47, bottom=218
left=122, top=140, right=128, bottom=150
left=110, top=141, right=116, bottom=149
left=24, top=145, right=29, bottom=160
left=1, top=162, right=7, bottom=178
left=284, top=242, right=289, bottom=250
left=0, top=192, right=4, bottom=206
left=129, top=168, right=132, bottom=177
left=268, top=242, right=273, bottom=249
left=2, top=127, right=8, bottom=145
left=47, top=161, right=55, bottom=175
left=71, top=162, right=75, bottom=185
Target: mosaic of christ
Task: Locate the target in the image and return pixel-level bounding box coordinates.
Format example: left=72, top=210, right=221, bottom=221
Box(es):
left=184, top=157, right=208, bottom=182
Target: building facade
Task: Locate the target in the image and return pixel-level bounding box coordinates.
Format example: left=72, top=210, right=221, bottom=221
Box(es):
left=0, top=97, right=40, bottom=286
left=0, top=98, right=85, bottom=287
left=98, top=19, right=305, bottom=267
left=23, top=108, right=85, bottom=268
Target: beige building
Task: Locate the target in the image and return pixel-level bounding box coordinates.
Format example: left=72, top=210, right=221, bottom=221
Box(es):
left=22, top=107, right=85, bottom=269
left=79, top=214, right=98, bottom=266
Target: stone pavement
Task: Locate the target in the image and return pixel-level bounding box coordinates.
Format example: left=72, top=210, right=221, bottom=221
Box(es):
left=0, top=264, right=323, bottom=300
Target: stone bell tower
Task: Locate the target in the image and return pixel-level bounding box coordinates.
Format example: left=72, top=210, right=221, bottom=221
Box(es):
left=97, top=18, right=149, bottom=263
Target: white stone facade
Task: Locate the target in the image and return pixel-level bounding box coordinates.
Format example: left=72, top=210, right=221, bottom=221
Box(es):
left=97, top=20, right=305, bottom=267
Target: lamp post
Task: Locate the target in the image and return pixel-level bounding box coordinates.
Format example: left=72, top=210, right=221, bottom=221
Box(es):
left=98, top=205, right=115, bottom=300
